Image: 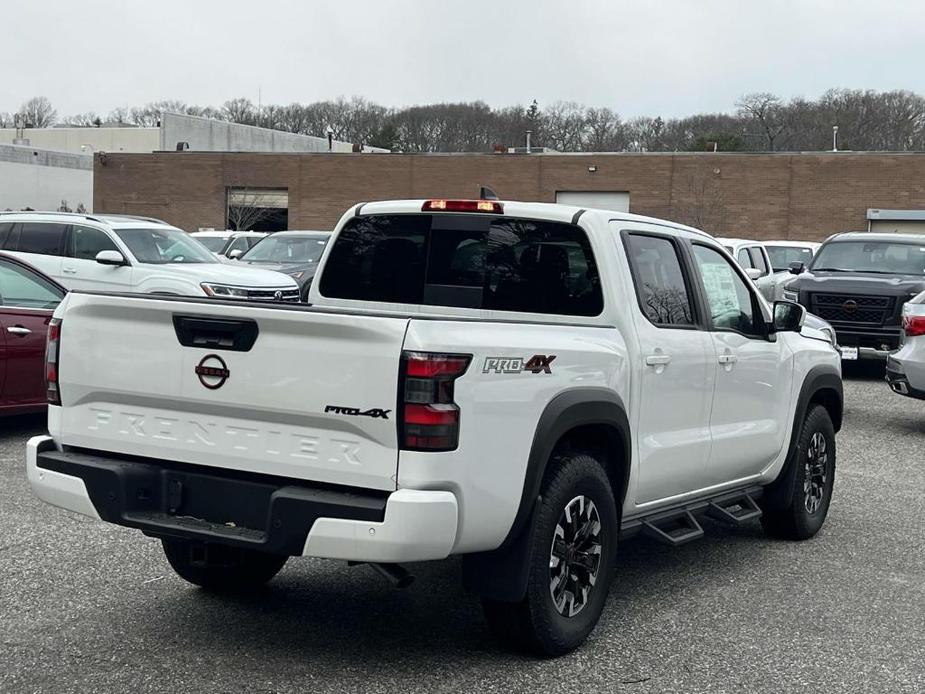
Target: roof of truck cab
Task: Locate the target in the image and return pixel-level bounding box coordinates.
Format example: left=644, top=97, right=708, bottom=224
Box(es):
left=827, top=231, right=925, bottom=243
left=353, top=199, right=709, bottom=237
left=764, top=240, right=820, bottom=248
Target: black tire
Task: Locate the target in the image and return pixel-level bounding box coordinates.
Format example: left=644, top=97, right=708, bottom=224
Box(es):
left=482, top=452, right=618, bottom=657
left=161, top=538, right=288, bottom=592
left=761, top=405, right=836, bottom=540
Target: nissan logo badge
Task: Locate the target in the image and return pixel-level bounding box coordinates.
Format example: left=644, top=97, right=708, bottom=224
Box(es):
left=195, top=354, right=230, bottom=389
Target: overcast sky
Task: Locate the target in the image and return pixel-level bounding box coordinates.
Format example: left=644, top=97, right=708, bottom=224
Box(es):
left=6, top=0, right=925, bottom=119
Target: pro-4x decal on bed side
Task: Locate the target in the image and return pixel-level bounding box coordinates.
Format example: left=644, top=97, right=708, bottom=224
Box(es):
left=483, top=354, right=556, bottom=375
left=325, top=405, right=391, bottom=419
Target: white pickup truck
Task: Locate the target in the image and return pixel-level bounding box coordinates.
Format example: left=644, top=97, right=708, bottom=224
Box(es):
left=28, top=199, right=843, bottom=656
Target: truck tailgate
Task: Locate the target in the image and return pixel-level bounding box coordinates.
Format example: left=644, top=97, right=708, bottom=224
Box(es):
left=54, top=294, right=408, bottom=491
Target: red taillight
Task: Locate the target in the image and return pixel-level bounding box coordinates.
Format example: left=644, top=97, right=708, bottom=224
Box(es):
left=400, top=351, right=471, bottom=451
left=422, top=199, right=503, bottom=214
left=903, top=313, right=925, bottom=337
left=46, top=318, right=61, bottom=405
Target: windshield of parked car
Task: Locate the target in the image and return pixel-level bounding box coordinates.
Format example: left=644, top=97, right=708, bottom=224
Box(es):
left=241, top=235, right=329, bottom=264
left=194, top=236, right=229, bottom=252
left=811, top=240, right=925, bottom=275
left=766, top=245, right=815, bottom=271
left=114, top=228, right=218, bottom=264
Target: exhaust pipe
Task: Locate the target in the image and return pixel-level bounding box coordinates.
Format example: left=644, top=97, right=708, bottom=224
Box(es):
left=369, top=562, right=415, bottom=589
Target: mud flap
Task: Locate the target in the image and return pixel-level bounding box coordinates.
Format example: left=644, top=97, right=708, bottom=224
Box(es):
left=462, top=496, right=541, bottom=602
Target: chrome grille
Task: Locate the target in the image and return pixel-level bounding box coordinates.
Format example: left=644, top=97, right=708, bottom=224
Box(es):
left=809, top=293, right=893, bottom=325
left=246, top=287, right=301, bottom=303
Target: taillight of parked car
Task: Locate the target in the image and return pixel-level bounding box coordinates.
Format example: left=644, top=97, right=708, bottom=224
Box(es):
left=903, top=307, right=925, bottom=337
left=46, top=318, right=62, bottom=405
left=399, top=351, right=471, bottom=451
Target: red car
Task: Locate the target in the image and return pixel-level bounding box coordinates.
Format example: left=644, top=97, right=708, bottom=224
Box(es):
left=0, top=252, right=66, bottom=415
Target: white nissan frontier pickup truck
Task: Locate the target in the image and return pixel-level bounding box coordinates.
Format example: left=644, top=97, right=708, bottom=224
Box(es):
left=27, top=199, right=842, bottom=656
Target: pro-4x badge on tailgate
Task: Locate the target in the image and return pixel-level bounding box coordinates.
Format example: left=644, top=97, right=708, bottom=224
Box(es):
left=483, top=354, right=556, bottom=375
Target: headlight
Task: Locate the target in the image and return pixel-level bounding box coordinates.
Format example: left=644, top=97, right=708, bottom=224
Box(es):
left=201, top=283, right=249, bottom=298
left=783, top=290, right=799, bottom=302
left=821, top=326, right=837, bottom=346
left=290, top=271, right=304, bottom=280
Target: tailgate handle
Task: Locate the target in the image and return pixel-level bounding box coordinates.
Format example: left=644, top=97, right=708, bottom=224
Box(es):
left=172, top=315, right=259, bottom=352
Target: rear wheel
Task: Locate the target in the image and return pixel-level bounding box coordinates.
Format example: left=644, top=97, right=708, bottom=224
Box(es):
left=161, top=538, right=288, bottom=592
left=761, top=405, right=836, bottom=540
left=482, top=452, right=618, bottom=656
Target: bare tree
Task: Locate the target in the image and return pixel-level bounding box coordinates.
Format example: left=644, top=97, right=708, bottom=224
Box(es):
left=107, top=106, right=131, bottom=124
left=61, top=112, right=102, bottom=127
left=0, top=112, right=16, bottom=127
left=222, top=98, right=257, bottom=125
left=542, top=101, right=587, bottom=151
left=19, top=96, right=57, bottom=128
left=736, top=92, right=787, bottom=151
left=673, top=174, right=727, bottom=233
left=227, top=189, right=275, bottom=230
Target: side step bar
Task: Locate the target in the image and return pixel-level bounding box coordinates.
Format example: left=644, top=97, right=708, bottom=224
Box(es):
left=621, top=486, right=763, bottom=546
left=641, top=510, right=704, bottom=546
left=705, top=492, right=762, bottom=525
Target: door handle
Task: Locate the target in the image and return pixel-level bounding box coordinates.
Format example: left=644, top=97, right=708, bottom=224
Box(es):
left=7, top=326, right=32, bottom=336
left=645, top=354, right=672, bottom=366
left=62, top=267, right=77, bottom=274
left=717, top=353, right=738, bottom=364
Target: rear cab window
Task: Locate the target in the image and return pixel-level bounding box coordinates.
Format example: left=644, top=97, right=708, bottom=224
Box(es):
left=319, top=214, right=603, bottom=316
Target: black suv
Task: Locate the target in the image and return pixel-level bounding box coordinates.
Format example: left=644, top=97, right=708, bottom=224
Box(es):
left=783, top=232, right=925, bottom=359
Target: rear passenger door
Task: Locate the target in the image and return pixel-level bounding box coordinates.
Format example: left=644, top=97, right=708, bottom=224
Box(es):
left=621, top=229, right=715, bottom=504
left=689, top=243, right=791, bottom=485
left=62, top=224, right=132, bottom=291
left=1, top=223, right=67, bottom=281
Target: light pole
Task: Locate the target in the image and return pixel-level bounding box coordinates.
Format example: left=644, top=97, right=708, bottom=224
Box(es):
left=832, top=125, right=839, bottom=152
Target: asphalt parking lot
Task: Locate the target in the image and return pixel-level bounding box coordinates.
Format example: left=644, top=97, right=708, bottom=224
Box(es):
left=1, top=365, right=923, bottom=694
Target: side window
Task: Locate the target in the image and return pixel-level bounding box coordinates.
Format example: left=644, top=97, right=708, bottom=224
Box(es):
left=247, top=237, right=263, bottom=249
left=0, top=223, right=12, bottom=248
left=69, top=225, right=119, bottom=260
left=736, top=248, right=754, bottom=269
left=624, top=233, right=694, bottom=326
left=15, top=223, right=67, bottom=256
left=481, top=218, right=603, bottom=316
left=748, top=247, right=769, bottom=276
left=692, top=244, right=760, bottom=336
left=0, top=259, right=63, bottom=309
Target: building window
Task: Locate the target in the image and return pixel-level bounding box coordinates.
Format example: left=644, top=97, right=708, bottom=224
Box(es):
left=226, top=187, right=288, bottom=231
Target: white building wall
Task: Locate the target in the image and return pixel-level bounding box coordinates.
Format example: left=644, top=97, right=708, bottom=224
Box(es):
left=159, top=112, right=388, bottom=153
left=0, top=145, right=93, bottom=212
left=0, top=127, right=158, bottom=154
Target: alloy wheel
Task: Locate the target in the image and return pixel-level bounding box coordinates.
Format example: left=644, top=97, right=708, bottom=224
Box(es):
left=549, top=495, right=603, bottom=617
left=804, top=431, right=829, bottom=515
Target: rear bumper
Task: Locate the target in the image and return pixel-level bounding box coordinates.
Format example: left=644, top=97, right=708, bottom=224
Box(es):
left=886, top=357, right=925, bottom=399
left=27, top=436, right=458, bottom=562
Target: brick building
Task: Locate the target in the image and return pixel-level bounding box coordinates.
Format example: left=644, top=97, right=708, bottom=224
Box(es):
left=93, top=151, right=925, bottom=241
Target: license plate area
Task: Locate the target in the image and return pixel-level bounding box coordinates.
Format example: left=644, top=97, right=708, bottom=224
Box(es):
left=840, top=346, right=859, bottom=361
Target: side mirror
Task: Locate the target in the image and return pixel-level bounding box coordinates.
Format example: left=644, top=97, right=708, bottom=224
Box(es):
left=789, top=261, right=806, bottom=275
left=772, top=300, right=805, bottom=333
left=745, top=267, right=762, bottom=281
left=96, top=250, right=126, bottom=266
left=228, top=249, right=244, bottom=260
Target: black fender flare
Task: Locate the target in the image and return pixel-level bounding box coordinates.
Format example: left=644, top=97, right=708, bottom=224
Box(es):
left=761, top=364, right=843, bottom=510
left=462, top=387, right=630, bottom=602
